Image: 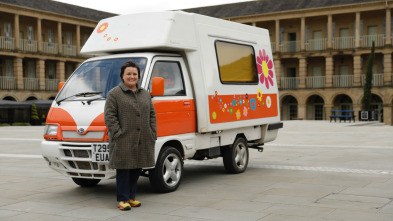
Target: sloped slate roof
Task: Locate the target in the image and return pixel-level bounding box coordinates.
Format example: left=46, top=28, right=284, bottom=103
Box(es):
left=0, top=0, right=116, bottom=21
left=184, top=0, right=383, bottom=18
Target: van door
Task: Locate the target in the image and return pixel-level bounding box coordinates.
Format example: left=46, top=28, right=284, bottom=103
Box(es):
left=147, top=57, right=196, bottom=137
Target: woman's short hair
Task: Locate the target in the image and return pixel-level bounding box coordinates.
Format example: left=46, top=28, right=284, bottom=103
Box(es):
left=120, top=60, right=140, bottom=81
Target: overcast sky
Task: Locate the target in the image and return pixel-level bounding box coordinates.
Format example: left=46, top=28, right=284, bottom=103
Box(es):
left=53, top=0, right=253, bottom=14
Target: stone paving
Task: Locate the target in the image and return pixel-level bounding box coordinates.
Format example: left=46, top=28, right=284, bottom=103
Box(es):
left=0, top=121, right=392, bottom=220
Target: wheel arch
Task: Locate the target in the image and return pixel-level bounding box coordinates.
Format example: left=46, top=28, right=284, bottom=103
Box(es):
left=160, top=139, right=185, bottom=158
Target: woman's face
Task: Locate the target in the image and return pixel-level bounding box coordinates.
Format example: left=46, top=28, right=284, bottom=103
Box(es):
left=123, top=67, right=139, bottom=90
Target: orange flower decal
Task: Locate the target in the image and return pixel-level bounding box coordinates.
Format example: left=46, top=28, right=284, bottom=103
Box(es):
left=97, top=23, right=108, bottom=34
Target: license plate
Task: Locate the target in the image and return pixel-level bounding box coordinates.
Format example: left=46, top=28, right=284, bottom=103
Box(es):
left=91, top=143, right=109, bottom=162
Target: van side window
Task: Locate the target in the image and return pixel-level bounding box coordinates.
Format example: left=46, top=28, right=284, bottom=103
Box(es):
left=215, top=41, right=258, bottom=84
left=149, top=61, right=185, bottom=96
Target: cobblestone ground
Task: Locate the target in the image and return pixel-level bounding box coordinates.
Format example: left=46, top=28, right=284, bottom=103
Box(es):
left=0, top=121, right=392, bottom=221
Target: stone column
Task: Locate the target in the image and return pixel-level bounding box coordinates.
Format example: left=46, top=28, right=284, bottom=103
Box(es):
left=57, top=61, right=65, bottom=82
left=355, top=12, right=360, bottom=48
left=386, top=9, right=391, bottom=45
left=297, top=101, right=307, bottom=120
left=14, top=57, right=23, bottom=90
left=327, top=14, right=333, bottom=49
left=299, top=56, right=307, bottom=88
left=37, top=59, right=45, bottom=90
left=325, top=55, right=333, bottom=87
left=76, top=25, right=81, bottom=56
left=383, top=104, right=392, bottom=125
left=37, top=18, right=42, bottom=53
left=353, top=54, right=362, bottom=87
left=353, top=104, right=362, bottom=121
left=275, top=20, right=280, bottom=53
left=58, top=22, right=62, bottom=55
left=383, top=52, right=392, bottom=86
left=14, top=14, right=20, bottom=50
left=324, top=104, right=334, bottom=121
left=301, top=17, right=305, bottom=51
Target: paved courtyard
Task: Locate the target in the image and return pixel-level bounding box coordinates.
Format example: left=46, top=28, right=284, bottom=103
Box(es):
left=0, top=120, right=392, bottom=220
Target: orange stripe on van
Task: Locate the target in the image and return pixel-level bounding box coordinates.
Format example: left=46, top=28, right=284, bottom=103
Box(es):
left=153, top=99, right=196, bottom=137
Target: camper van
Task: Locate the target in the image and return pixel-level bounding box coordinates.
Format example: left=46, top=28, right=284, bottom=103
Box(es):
left=41, top=11, right=283, bottom=192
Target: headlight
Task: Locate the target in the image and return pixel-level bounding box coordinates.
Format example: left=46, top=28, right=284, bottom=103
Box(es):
left=45, top=125, right=58, bottom=135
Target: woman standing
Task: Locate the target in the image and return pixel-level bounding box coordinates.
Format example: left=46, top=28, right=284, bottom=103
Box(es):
left=104, top=60, right=157, bottom=211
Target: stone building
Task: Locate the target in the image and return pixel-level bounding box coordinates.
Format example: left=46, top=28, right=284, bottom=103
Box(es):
left=186, top=0, right=393, bottom=125
left=0, top=0, right=114, bottom=123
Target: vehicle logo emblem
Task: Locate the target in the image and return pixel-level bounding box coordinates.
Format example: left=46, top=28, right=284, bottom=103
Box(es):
left=78, top=128, right=85, bottom=134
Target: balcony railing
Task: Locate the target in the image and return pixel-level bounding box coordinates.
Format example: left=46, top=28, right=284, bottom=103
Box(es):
left=0, top=36, right=15, bottom=50
left=0, top=76, right=16, bottom=90
left=45, top=79, right=60, bottom=91
left=306, top=76, right=326, bottom=88
left=20, top=39, right=38, bottom=52
left=23, top=78, right=40, bottom=90
left=333, top=36, right=355, bottom=49
left=305, top=38, right=327, bottom=51
left=42, top=42, right=58, bottom=54
left=332, top=75, right=354, bottom=88
left=360, top=35, right=384, bottom=48
left=280, top=77, right=300, bottom=89
left=280, top=40, right=300, bottom=52
left=361, top=73, right=384, bottom=87
left=63, top=44, right=77, bottom=56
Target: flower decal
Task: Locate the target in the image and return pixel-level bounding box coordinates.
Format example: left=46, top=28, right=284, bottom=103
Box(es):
left=97, top=23, right=108, bottom=33
left=256, top=49, right=274, bottom=89
left=236, top=109, right=241, bottom=120
left=257, top=89, right=263, bottom=101
left=232, top=99, right=237, bottom=107
left=266, top=96, right=272, bottom=108
left=239, top=99, right=243, bottom=106
left=243, top=106, right=248, bottom=117
left=212, top=112, right=217, bottom=119
left=229, top=108, right=233, bottom=114
left=250, top=98, right=256, bottom=110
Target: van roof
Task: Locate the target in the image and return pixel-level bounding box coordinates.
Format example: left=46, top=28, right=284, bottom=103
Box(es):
left=80, top=11, right=264, bottom=55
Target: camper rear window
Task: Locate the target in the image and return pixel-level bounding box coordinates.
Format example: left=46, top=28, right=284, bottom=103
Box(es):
left=215, top=41, right=258, bottom=84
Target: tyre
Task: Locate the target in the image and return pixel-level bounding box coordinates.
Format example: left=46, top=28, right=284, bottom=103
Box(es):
left=72, top=178, right=101, bottom=187
left=149, top=147, right=183, bottom=193
left=222, top=137, right=249, bottom=174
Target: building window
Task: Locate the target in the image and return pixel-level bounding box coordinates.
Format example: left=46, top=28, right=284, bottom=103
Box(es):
left=66, top=32, right=72, bottom=47
left=27, top=61, right=36, bottom=78
left=48, top=29, right=54, bottom=47
left=5, top=59, right=13, bottom=77
left=27, top=26, right=34, bottom=44
left=48, top=63, right=56, bottom=79
left=4, top=23, right=12, bottom=41
left=215, top=41, right=258, bottom=84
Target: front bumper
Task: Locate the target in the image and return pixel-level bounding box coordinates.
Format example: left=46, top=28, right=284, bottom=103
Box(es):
left=41, top=140, right=115, bottom=179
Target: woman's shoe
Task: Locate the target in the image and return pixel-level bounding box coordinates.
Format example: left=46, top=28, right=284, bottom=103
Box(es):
left=129, top=198, right=141, bottom=207
left=117, top=201, right=131, bottom=210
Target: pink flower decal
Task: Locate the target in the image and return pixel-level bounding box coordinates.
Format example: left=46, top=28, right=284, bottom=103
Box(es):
left=257, top=49, right=274, bottom=89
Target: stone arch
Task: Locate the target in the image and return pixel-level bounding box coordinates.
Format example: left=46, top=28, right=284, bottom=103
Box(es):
left=332, top=94, right=353, bottom=110
left=281, top=95, right=298, bottom=120
left=2, top=96, right=17, bottom=101
left=25, top=96, right=37, bottom=101
left=306, top=95, right=325, bottom=120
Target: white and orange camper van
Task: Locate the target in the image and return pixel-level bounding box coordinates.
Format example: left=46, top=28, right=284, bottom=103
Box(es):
left=41, top=11, right=283, bottom=192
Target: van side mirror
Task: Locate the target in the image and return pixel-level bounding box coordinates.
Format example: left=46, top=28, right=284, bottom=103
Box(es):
left=151, top=77, right=164, bottom=96
left=58, top=82, right=65, bottom=92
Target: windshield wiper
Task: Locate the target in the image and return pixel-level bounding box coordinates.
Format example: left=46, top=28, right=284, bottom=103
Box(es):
left=86, top=97, right=105, bottom=105
left=56, top=91, right=103, bottom=105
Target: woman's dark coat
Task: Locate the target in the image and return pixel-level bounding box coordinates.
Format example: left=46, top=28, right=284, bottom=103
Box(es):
left=104, top=82, right=157, bottom=169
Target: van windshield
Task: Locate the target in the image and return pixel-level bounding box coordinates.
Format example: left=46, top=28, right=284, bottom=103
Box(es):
left=56, top=58, right=147, bottom=102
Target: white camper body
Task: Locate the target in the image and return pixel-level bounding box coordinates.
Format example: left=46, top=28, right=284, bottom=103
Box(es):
left=41, top=11, right=282, bottom=192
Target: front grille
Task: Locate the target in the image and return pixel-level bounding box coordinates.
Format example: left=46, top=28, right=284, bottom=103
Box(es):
left=62, top=131, right=105, bottom=139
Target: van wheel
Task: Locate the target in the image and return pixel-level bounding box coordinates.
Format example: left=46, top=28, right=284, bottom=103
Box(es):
left=72, top=178, right=100, bottom=187
left=223, top=137, right=249, bottom=174
left=149, top=147, right=183, bottom=193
